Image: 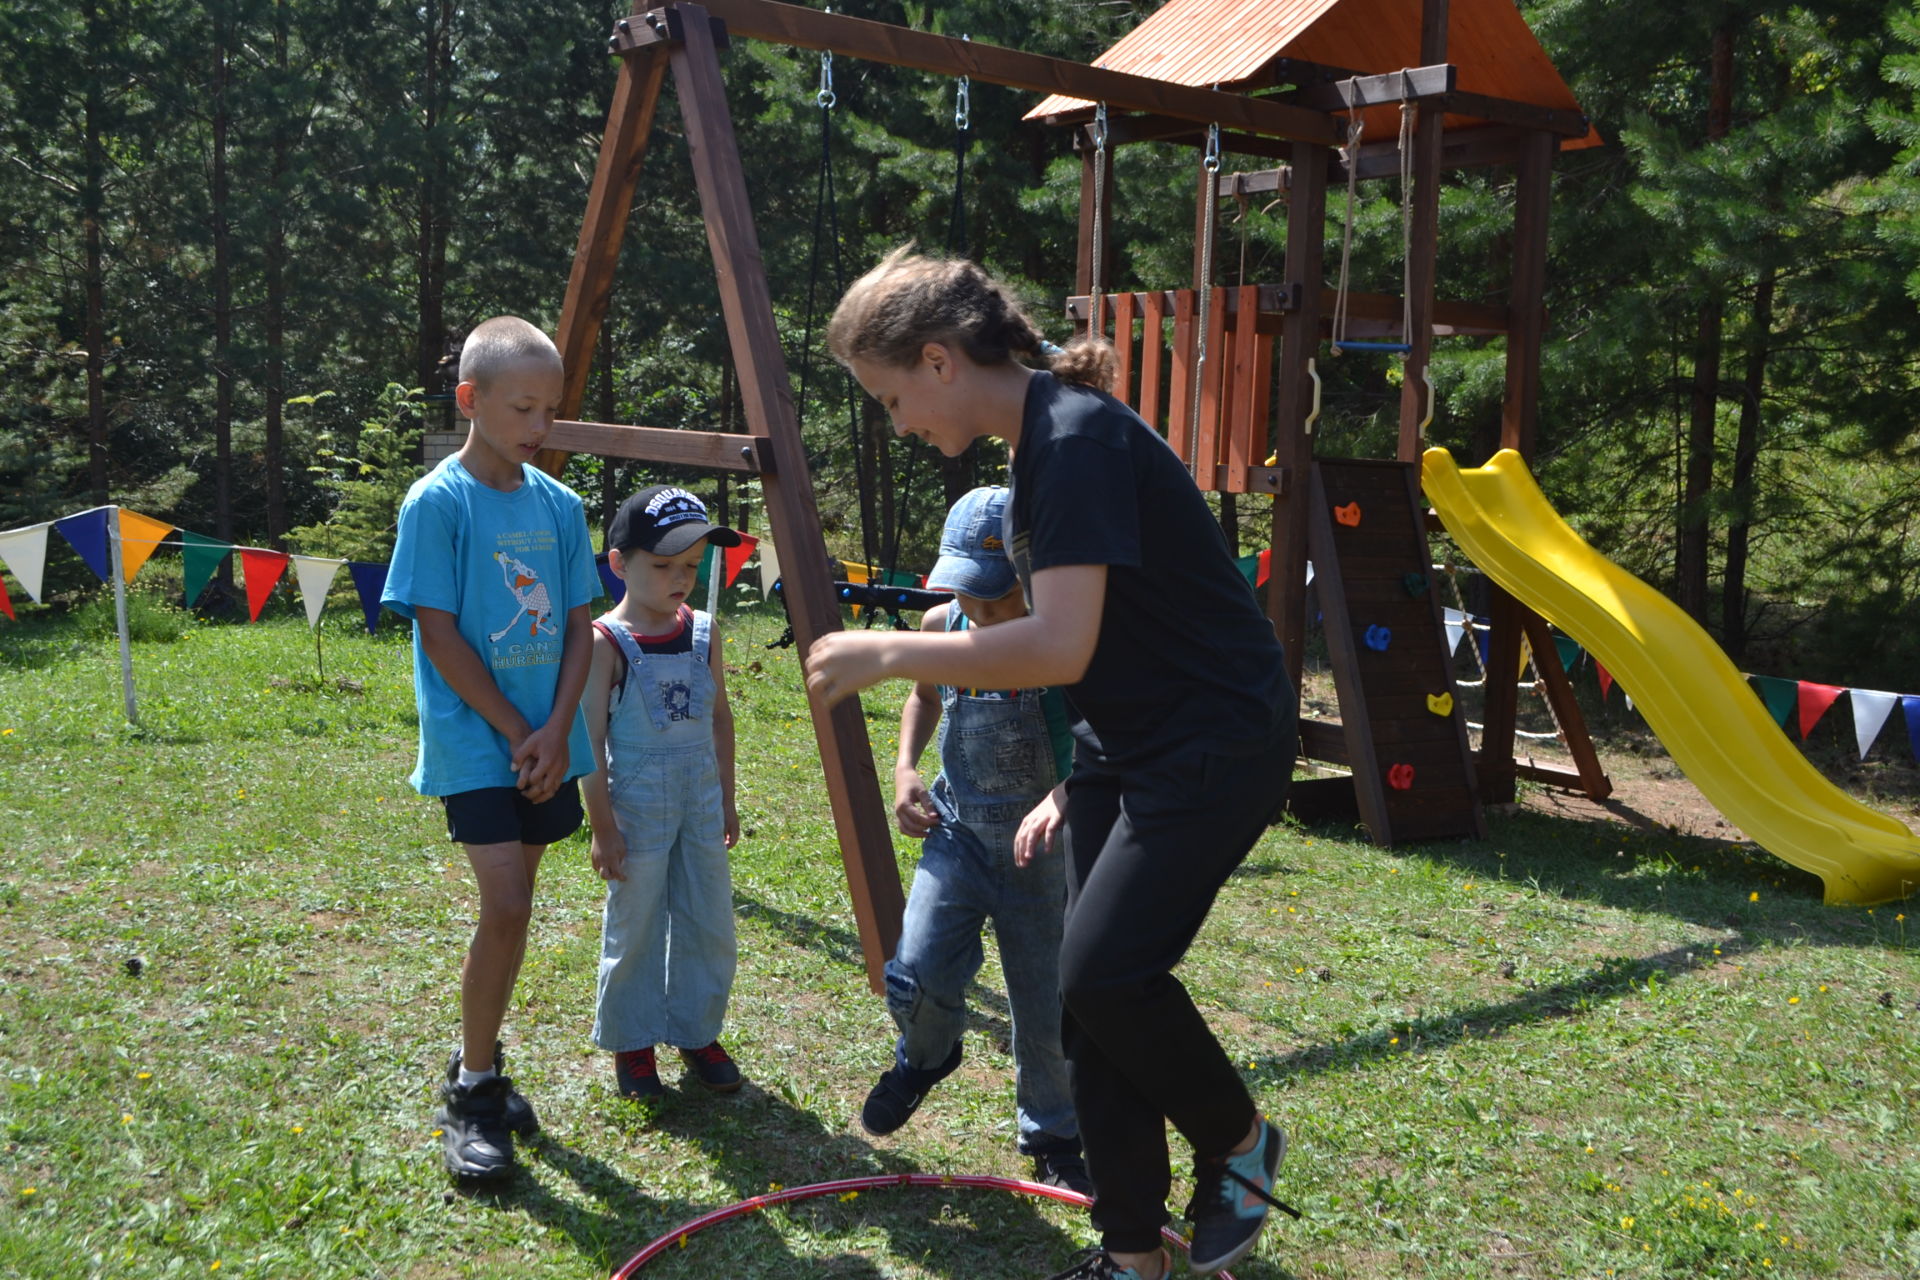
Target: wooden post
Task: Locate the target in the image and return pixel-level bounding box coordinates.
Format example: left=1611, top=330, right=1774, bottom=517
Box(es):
left=552, top=43, right=670, bottom=428
left=668, top=4, right=902, bottom=991
left=1271, top=140, right=1328, bottom=690
left=1397, top=0, right=1448, bottom=462
left=1500, top=129, right=1555, bottom=455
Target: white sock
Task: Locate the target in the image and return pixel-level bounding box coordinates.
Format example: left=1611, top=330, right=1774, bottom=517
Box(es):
left=457, top=1064, right=497, bottom=1089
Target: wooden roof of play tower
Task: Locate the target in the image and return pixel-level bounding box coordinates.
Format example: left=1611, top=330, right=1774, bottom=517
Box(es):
left=1027, top=0, right=1600, bottom=151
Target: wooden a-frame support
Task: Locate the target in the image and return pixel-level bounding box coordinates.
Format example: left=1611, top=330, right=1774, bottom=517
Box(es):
left=540, top=7, right=905, bottom=991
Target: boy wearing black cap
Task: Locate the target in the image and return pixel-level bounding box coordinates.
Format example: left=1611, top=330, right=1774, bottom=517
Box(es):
left=580, top=485, right=747, bottom=1099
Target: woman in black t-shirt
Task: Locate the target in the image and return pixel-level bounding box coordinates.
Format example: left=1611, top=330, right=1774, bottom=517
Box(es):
left=806, top=248, right=1299, bottom=1280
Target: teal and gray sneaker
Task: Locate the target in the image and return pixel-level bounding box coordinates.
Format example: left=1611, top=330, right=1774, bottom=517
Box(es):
left=1183, top=1117, right=1299, bottom=1274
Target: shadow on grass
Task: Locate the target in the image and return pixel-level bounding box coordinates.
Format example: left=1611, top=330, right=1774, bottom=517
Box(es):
left=484, top=1079, right=1093, bottom=1277
left=1250, top=939, right=1747, bottom=1084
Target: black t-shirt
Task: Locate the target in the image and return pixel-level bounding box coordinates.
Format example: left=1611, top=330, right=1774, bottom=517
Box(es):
left=1007, top=372, right=1292, bottom=766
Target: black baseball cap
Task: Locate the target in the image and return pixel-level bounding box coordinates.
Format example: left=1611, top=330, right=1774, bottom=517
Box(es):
left=607, top=485, right=743, bottom=556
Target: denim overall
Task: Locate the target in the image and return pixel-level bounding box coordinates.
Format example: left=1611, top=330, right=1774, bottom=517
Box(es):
left=591, top=609, right=736, bottom=1053
left=885, top=613, right=1078, bottom=1152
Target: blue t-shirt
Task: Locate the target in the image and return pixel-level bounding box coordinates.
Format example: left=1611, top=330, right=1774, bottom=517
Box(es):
left=382, top=457, right=601, bottom=796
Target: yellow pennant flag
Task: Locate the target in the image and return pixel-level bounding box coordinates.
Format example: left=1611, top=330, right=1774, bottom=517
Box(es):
left=117, top=510, right=176, bottom=584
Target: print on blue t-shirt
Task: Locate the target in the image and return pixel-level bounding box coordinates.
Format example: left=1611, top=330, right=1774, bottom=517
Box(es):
left=382, top=457, right=601, bottom=796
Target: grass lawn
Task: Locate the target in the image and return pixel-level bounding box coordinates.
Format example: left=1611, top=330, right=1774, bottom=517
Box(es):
left=2, top=594, right=1917, bottom=1279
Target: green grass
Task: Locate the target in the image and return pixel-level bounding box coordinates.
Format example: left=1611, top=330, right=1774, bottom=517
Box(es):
left=2, top=600, right=1918, bottom=1279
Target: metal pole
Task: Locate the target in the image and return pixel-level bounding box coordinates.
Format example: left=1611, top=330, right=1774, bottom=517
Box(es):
left=108, top=507, right=138, bottom=725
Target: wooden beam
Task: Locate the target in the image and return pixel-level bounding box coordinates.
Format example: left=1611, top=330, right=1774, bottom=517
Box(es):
left=1518, top=609, right=1612, bottom=801
left=681, top=0, right=1346, bottom=145
left=668, top=3, right=903, bottom=992
left=1271, top=140, right=1328, bottom=691
left=1442, top=90, right=1587, bottom=138
left=547, top=43, right=670, bottom=459
left=1502, top=129, right=1556, bottom=456
left=549, top=419, right=773, bottom=472
left=1069, top=288, right=1507, bottom=336
left=1286, top=63, right=1456, bottom=112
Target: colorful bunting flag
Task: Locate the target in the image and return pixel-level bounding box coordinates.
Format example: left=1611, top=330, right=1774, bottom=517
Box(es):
left=1751, top=675, right=1796, bottom=730
left=181, top=531, right=232, bottom=607
left=1596, top=660, right=1613, bottom=702
left=1554, top=635, right=1581, bottom=672
left=116, top=510, right=175, bottom=583
left=292, top=557, right=345, bottom=628
left=722, top=534, right=759, bottom=589
left=757, top=538, right=780, bottom=599
left=54, top=509, right=111, bottom=583
left=1797, top=681, right=1845, bottom=740
left=1849, top=688, right=1898, bottom=761
left=239, top=548, right=289, bottom=622
left=347, top=562, right=389, bottom=635
left=1442, top=607, right=1465, bottom=657
left=0, top=522, right=51, bottom=602
left=1905, top=696, right=1920, bottom=766
left=0, top=572, right=12, bottom=621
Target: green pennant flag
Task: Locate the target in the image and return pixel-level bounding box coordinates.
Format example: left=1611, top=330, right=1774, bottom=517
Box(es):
left=1751, top=674, right=1797, bottom=729
left=181, top=531, right=233, bottom=607
left=1554, top=635, right=1581, bottom=672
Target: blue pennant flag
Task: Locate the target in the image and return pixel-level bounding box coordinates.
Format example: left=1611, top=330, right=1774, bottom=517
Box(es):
left=596, top=553, right=624, bottom=605
left=347, top=562, right=389, bottom=635
left=53, top=509, right=111, bottom=582
left=1903, top=696, right=1920, bottom=765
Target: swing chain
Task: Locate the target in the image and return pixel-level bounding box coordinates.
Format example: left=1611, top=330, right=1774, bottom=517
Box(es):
left=1189, top=123, right=1221, bottom=473
left=1089, top=103, right=1109, bottom=338
left=817, top=46, right=835, bottom=109
left=955, top=35, right=971, bottom=131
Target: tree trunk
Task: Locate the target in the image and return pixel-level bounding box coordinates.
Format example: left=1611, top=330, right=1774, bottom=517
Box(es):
left=82, top=0, right=108, bottom=506
left=416, top=0, right=452, bottom=401
left=212, top=9, right=234, bottom=553
left=1676, top=22, right=1736, bottom=625
left=264, top=0, right=289, bottom=547
left=1721, top=267, right=1774, bottom=661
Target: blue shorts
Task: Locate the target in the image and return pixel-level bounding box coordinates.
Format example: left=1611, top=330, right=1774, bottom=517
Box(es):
left=441, top=780, right=583, bottom=847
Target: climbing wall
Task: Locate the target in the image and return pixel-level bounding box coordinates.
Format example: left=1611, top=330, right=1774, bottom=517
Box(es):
left=1295, top=458, right=1485, bottom=844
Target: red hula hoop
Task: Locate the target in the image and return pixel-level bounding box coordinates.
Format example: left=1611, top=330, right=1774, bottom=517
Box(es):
left=610, top=1173, right=1234, bottom=1278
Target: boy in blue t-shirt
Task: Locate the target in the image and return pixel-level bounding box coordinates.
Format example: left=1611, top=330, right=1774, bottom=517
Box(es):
left=381, top=315, right=600, bottom=1181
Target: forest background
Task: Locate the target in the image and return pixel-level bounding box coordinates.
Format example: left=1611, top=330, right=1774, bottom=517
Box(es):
left=7, top=0, right=1920, bottom=689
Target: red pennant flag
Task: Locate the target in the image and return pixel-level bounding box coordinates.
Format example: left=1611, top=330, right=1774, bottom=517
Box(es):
left=0, top=572, right=13, bottom=621
left=1595, top=660, right=1613, bottom=702
left=1255, top=547, right=1271, bottom=588
left=1797, top=681, right=1845, bottom=739
left=722, top=533, right=760, bottom=588
left=240, top=547, right=290, bottom=622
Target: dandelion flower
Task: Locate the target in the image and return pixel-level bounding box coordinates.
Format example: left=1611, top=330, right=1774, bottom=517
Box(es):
left=1788, top=996, right=1800, bottom=1005
left=1749, top=891, right=1759, bottom=902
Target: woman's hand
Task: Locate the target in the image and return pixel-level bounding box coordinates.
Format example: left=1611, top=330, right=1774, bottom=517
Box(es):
left=804, top=630, right=896, bottom=707
left=1014, top=782, right=1068, bottom=868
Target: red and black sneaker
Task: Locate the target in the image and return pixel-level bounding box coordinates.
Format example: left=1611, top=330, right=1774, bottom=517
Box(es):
left=678, top=1041, right=743, bottom=1093
left=614, top=1046, right=666, bottom=1099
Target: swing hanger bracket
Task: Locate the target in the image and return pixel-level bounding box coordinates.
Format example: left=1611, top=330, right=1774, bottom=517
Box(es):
left=611, top=8, right=728, bottom=55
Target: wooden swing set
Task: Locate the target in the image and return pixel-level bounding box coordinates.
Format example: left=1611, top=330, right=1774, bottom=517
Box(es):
left=537, top=0, right=1613, bottom=987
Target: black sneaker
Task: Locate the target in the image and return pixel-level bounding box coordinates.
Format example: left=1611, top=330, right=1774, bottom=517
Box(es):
left=614, top=1046, right=666, bottom=1099
left=1044, top=1246, right=1170, bottom=1279
left=445, top=1044, right=538, bottom=1137
left=1183, top=1118, right=1299, bottom=1275
left=859, top=1037, right=962, bottom=1137
left=435, top=1074, right=516, bottom=1181
left=1032, top=1149, right=1094, bottom=1197
left=678, top=1041, right=744, bottom=1093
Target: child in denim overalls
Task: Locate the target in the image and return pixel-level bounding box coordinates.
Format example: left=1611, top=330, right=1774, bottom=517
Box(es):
left=864, top=486, right=1090, bottom=1194
left=581, top=486, right=744, bottom=1099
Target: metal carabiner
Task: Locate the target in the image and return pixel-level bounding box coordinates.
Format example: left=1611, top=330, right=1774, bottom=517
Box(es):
left=955, top=35, right=970, bottom=131
left=1092, top=102, right=1108, bottom=152
left=1203, top=122, right=1221, bottom=173
left=817, top=47, right=835, bottom=109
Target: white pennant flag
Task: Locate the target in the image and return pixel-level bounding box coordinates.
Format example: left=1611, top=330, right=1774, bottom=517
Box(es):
left=0, top=522, right=52, bottom=602
left=1442, top=606, right=1466, bottom=656
left=1304, top=559, right=1315, bottom=587
left=757, top=537, right=781, bottom=600
left=1849, top=688, right=1898, bottom=761
left=292, top=556, right=345, bottom=628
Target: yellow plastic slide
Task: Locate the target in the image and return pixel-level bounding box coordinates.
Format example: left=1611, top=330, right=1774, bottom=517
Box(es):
left=1422, top=447, right=1920, bottom=905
